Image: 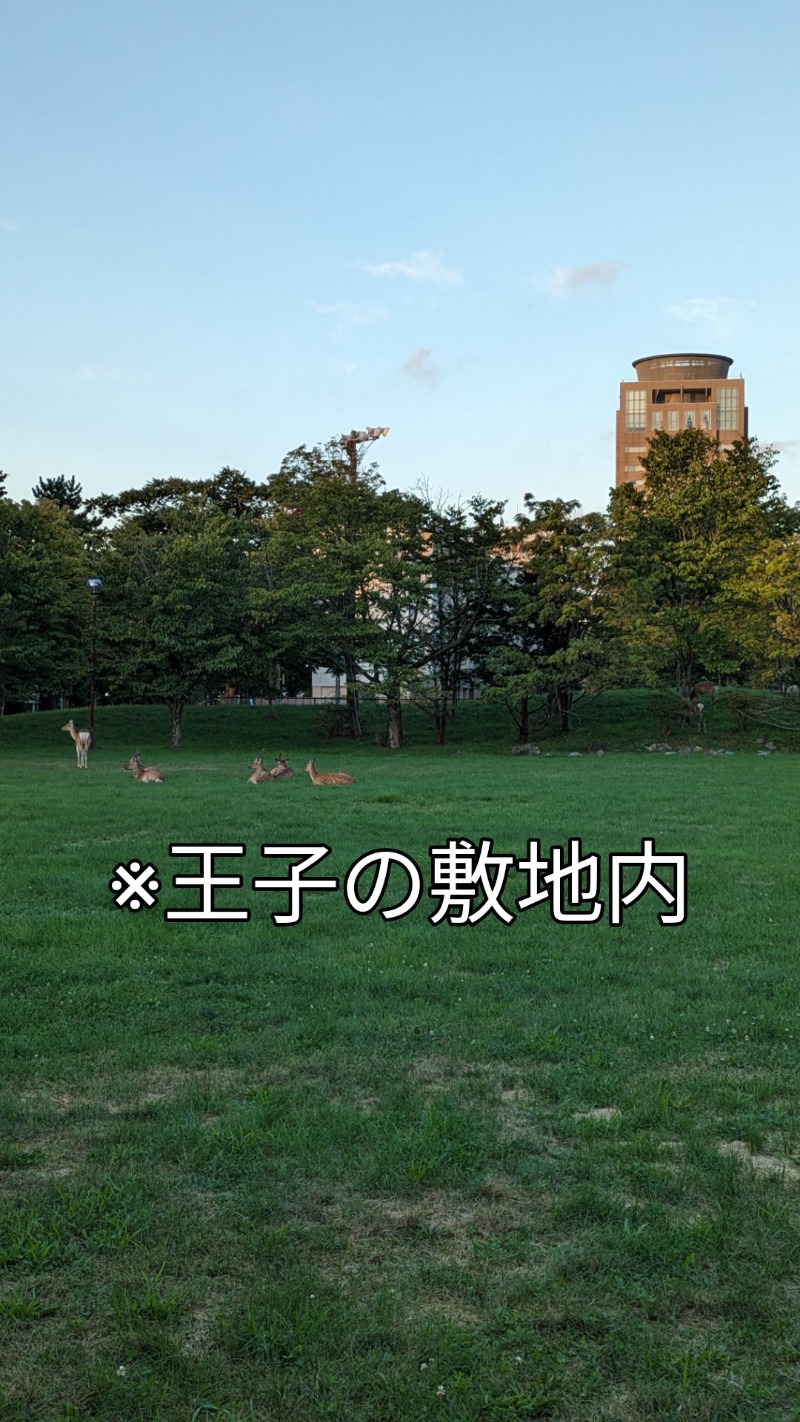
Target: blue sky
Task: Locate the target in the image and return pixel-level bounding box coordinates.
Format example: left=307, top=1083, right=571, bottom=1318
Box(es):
left=2, top=0, right=798, bottom=516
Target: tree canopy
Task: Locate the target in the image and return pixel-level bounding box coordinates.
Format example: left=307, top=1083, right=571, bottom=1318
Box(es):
left=3, top=428, right=800, bottom=743
left=606, top=431, right=798, bottom=696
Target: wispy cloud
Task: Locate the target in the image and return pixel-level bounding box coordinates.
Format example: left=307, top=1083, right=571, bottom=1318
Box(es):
left=666, top=296, right=737, bottom=336
left=0, top=218, right=18, bottom=231
left=400, top=347, right=441, bottom=386
left=361, top=250, right=462, bottom=287
left=545, top=260, right=626, bottom=297
left=312, top=301, right=388, bottom=326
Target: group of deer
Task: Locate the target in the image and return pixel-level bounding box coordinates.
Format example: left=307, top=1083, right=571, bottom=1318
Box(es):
left=62, top=723, right=353, bottom=786
left=249, top=751, right=354, bottom=787
left=247, top=751, right=294, bottom=783
left=62, top=722, right=165, bottom=781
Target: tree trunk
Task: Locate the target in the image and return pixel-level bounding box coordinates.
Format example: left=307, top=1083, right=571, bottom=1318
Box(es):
left=558, top=687, right=573, bottom=734
left=169, top=699, right=184, bottom=748
left=676, top=653, right=695, bottom=701
left=435, top=702, right=447, bottom=746
left=344, top=651, right=362, bottom=740
left=519, top=694, right=530, bottom=742
left=387, top=700, right=404, bottom=750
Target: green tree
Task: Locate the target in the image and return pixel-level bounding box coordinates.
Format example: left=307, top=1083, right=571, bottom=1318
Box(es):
left=0, top=495, right=88, bottom=711
left=97, top=478, right=256, bottom=746
left=408, top=495, right=510, bottom=745
left=261, top=442, right=403, bottom=740
left=480, top=497, right=609, bottom=736
left=606, top=431, right=797, bottom=697
left=32, top=475, right=100, bottom=534
left=736, top=534, right=800, bottom=693
left=349, top=490, right=435, bottom=749
left=255, top=450, right=509, bottom=748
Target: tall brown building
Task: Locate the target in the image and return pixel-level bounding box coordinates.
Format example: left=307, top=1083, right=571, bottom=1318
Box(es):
left=615, top=353, right=748, bottom=487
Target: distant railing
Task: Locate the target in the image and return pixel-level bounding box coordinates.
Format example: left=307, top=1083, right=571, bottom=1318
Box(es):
left=219, top=695, right=345, bottom=707
left=219, top=690, right=482, bottom=708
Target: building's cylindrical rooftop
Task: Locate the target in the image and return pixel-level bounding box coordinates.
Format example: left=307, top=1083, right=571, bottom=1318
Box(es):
left=633, top=353, right=733, bottom=381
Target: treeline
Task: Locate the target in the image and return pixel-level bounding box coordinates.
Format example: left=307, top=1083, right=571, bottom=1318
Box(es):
left=1, top=431, right=799, bottom=747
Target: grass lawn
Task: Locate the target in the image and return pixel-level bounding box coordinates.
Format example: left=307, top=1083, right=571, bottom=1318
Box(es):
left=1, top=701, right=799, bottom=1420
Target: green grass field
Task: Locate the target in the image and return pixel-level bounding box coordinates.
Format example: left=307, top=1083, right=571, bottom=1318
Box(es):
left=1, top=701, right=799, bottom=1420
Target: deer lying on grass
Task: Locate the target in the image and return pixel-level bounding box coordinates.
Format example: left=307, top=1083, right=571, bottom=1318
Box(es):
left=304, top=759, right=354, bottom=787
left=247, top=750, right=271, bottom=784
left=124, top=752, right=165, bottom=783
left=62, top=719, right=91, bottom=769
left=247, top=752, right=295, bottom=784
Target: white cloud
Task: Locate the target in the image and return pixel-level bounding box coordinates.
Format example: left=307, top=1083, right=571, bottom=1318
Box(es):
left=401, top=347, right=441, bottom=386
left=361, top=249, right=462, bottom=287
left=312, top=302, right=388, bottom=326
left=666, top=296, right=737, bottom=336
left=545, top=260, right=626, bottom=297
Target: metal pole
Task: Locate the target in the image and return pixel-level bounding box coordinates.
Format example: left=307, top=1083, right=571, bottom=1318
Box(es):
left=86, top=577, right=102, bottom=748
left=89, top=594, right=98, bottom=749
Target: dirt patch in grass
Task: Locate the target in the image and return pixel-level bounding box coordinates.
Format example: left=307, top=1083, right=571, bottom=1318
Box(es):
left=407, top=1055, right=456, bottom=1094
left=0, top=1129, right=89, bottom=1188
left=329, top=1180, right=538, bottom=1253
left=17, top=1065, right=252, bottom=1119
left=719, top=1140, right=800, bottom=1181
left=658, top=1054, right=770, bottom=1084
left=180, top=1288, right=228, bottom=1358
left=413, top=1294, right=484, bottom=1327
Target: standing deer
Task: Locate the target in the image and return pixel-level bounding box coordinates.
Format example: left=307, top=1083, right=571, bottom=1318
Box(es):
left=682, top=697, right=705, bottom=731
left=62, top=719, right=91, bottom=769
left=304, top=759, right=354, bottom=786
left=124, top=752, right=165, bottom=783
left=691, top=681, right=717, bottom=701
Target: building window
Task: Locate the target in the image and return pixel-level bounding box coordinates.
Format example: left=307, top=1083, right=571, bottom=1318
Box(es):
left=685, top=411, right=695, bottom=429
left=624, top=464, right=643, bottom=473
left=701, top=410, right=711, bottom=430
left=625, top=389, right=647, bottom=431
left=668, top=410, right=679, bottom=431
left=717, top=387, right=739, bottom=430
left=652, top=412, right=663, bottom=431
left=625, top=446, right=647, bottom=453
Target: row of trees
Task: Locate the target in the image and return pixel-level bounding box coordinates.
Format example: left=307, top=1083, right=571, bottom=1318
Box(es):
left=2, top=430, right=799, bottom=746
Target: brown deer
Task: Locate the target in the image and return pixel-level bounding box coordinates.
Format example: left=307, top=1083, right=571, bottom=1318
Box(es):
left=682, top=697, right=706, bottom=731
left=304, top=759, right=355, bottom=787
left=124, top=752, right=165, bottom=783
left=247, top=750, right=272, bottom=784
left=247, top=752, right=295, bottom=784
left=691, top=681, right=717, bottom=701
left=62, top=719, right=91, bottom=769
